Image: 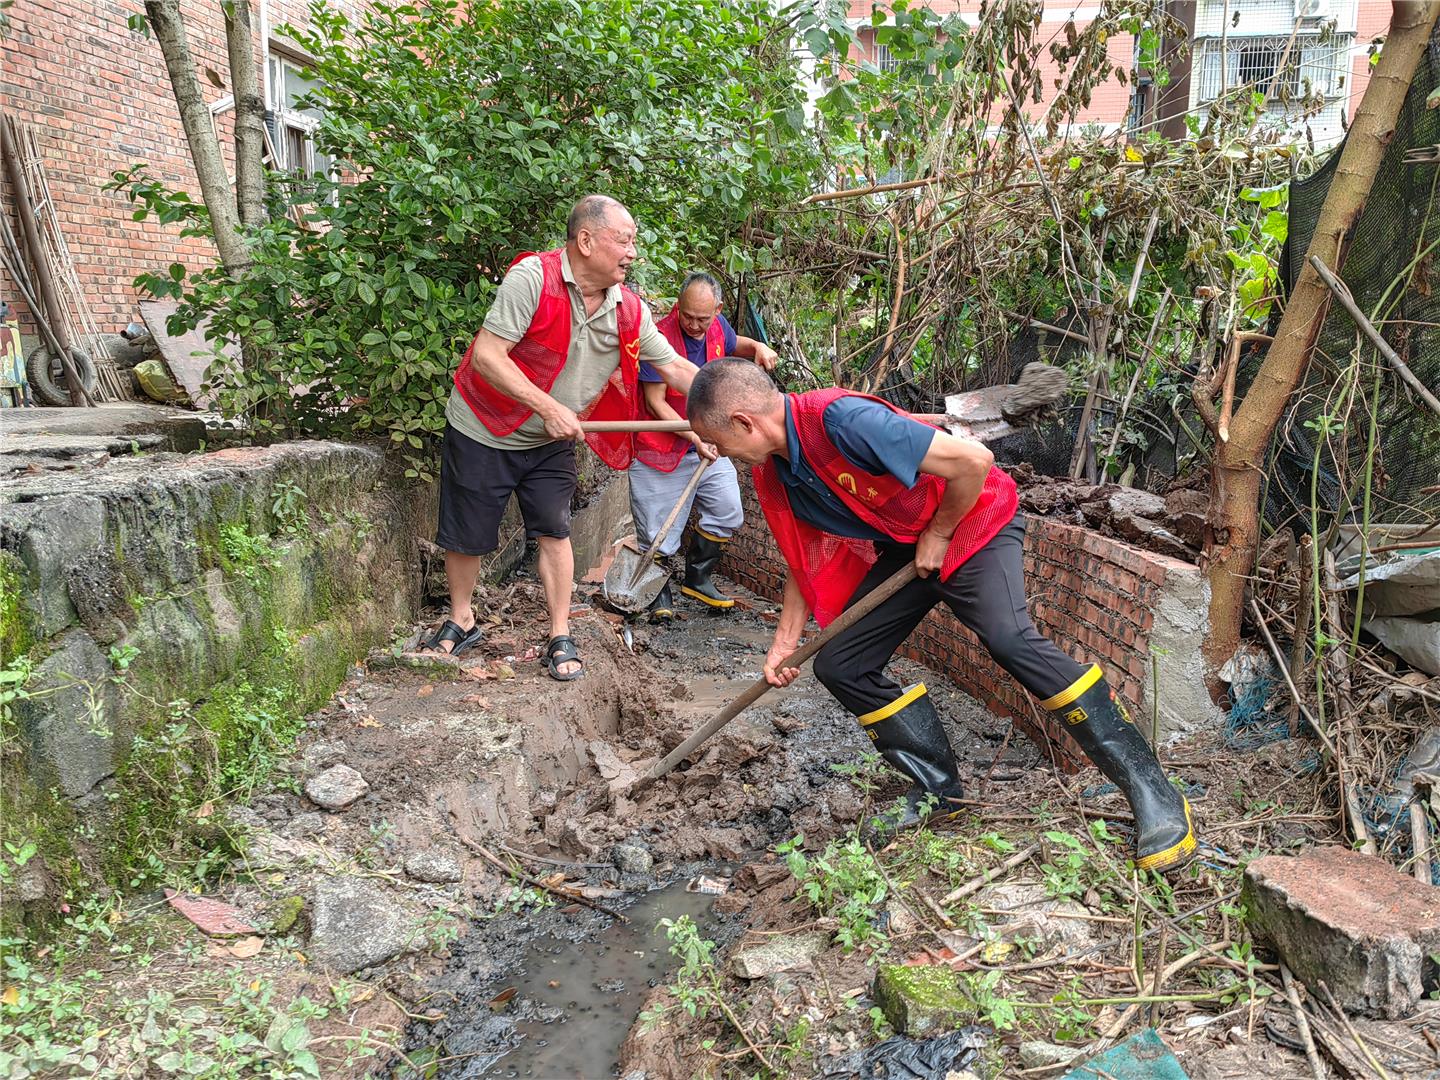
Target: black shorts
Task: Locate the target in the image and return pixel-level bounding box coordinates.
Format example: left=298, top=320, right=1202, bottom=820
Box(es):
left=436, top=423, right=577, bottom=556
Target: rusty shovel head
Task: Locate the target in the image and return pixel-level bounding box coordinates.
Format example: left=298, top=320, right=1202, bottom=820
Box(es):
left=601, top=538, right=671, bottom=615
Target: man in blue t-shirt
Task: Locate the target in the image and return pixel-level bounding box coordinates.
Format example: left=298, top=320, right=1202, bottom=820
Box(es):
left=630, top=272, right=777, bottom=619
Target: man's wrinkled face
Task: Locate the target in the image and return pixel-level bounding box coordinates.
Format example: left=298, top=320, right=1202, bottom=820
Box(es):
left=691, top=413, right=768, bottom=465
left=581, top=210, right=638, bottom=286
left=677, top=285, right=721, bottom=340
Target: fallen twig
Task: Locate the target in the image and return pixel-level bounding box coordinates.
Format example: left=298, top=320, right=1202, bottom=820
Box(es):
left=447, top=816, right=629, bottom=923
left=1320, top=980, right=1391, bottom=1080
left=1248, top=594, right=1340, bottom=759
left=1281, top=964, right=1327, bottom=1080
left=940, top=843, right=1040, bottom=905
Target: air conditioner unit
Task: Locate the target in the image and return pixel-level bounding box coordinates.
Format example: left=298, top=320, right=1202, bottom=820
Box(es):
left=1295, top=0, right=1331, bottom=18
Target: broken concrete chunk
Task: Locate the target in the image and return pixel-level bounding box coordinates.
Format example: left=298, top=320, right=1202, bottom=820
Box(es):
left=871, top=962, right=977, bottom=1037
left=1243, top=846, right=1440, bottom=1018
left=304, top=764, right=369, bottom=811
left=403, top=850, right=463, bottom=884
left=730, top=931, right=829, bottom=980
left=1018, top=1041, right=1080, bottom=1069
left=307, top=877, right=413, bottom=974
left=301, top=740, right=349, bottom=774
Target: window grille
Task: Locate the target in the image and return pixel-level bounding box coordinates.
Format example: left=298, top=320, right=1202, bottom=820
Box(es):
left=1192, top=32, right=1352, bottom=101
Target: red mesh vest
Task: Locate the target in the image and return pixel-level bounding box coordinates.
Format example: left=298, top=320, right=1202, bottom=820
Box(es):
left=753, top=388, right=1018, bottom=627
left=452, top=248, right=643, bottom=470
left=632, top=307, right=726, bottom=472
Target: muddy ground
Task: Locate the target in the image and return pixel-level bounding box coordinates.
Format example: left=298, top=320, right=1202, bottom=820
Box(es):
left=36, top=565, right=1440, bottom=1079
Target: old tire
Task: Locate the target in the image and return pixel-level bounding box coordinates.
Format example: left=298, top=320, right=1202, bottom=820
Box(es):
left=25, top=344, right=97, bottom=406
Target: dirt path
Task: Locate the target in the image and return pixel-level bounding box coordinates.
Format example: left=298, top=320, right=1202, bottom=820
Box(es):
left=27, top=572, right=1437, bottom=1079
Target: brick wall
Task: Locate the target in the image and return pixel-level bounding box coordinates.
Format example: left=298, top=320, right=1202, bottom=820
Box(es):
left=720, top=470, right=1202, bottom=770
left=3, top=0, right=365, bottom=340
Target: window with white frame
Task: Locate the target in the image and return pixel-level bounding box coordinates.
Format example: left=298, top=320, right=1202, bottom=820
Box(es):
left=266, top=53, right=331, bottom=177
left=1192, top=31, right=1352, bottom=102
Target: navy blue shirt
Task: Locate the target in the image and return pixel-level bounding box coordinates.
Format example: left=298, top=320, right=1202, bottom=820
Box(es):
left=639, top=313, right=738, bottom=382
left=772, top=397, right=936, bottom=540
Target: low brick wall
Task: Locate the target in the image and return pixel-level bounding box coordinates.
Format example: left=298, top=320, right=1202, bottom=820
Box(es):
left=720, top=471, right=1214, bottom=770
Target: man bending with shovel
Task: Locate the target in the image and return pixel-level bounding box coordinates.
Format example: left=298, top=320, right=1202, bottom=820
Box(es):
left=685, top=359, right=1196, bottom=871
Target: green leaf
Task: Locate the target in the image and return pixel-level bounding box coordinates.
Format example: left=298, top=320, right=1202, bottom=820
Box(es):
left=1260, top=210, right=1288, bottom=245
left=407, top=273, right=429, bottom=301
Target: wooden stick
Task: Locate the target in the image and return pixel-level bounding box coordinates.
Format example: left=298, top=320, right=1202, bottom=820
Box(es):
left=1311, top=254, right=1440, bottom=418
left=448, top=818, right=629, bottom=923
left=1282, top=964, right=1327, bottom=1080
left=1248, top=595, right=1339, bottom=759
left=939, top=843, right=1040, bottom=905
left=1319, top=980, right=1391, bottom=1080
left=1126, top=208, right=1160, bottom=310
left=1410, top=797, right=1433, bottom=884
left=1104, top=288, right=1172, bottom=465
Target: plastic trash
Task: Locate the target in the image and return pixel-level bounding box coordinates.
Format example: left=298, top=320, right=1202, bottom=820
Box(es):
left=1060, top=1029, right=1189, bottom=1080
left=861, top=1026, right=987, bottom=1079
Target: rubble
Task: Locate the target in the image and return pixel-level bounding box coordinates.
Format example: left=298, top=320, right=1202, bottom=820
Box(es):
left=729, top=931, right=829, bottom=980
left=1008, top=464, right=1203, bottom=562
left=304, top=764, right=370, bottom=811
left=1242, top=846, right=1440, bottom=1018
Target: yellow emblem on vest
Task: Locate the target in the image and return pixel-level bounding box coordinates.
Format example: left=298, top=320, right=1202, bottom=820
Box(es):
left=624, top=339, right=640, bottom=360
left=837, top=473, right=858, bottom=495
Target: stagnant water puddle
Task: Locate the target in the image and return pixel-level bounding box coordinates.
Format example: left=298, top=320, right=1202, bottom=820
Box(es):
left=424, top=879, right=725, bottom=1079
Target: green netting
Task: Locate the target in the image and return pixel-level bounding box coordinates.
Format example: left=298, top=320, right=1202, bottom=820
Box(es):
left=1273, top=33, right=1440, bottom=532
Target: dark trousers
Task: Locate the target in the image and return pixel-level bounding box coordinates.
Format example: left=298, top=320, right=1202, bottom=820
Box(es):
left=813, top=515, right=1088, bottom=716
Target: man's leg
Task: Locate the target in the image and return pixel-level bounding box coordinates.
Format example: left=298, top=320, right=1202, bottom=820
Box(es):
left=939, top=515, right=1196, bottom=872
left=628, top=452, right=701, bottom=620
left=683, top=457, right=745, bottom=608
left=429, top=424, right=514, bottom=654
left=515, top=441, right=583, bottom=678
left=812, top=547, right=964, bottom=834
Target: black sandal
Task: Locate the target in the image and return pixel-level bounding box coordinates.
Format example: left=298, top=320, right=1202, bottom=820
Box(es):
left=423, top=619, right=484, bottom=657
left=543, top=635, right=584, bottom=681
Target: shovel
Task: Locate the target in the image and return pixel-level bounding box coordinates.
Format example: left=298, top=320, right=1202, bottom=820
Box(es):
left=602, top=458, right=712, bottom=615
left=587, top=560, right=920, bottom=812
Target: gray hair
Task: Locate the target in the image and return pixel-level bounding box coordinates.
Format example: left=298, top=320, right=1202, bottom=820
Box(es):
left=566, top=194, right=623, bottom=241
left=680, top=271, right=723, bottom=304
left=687, top=357, right=780, bottom=427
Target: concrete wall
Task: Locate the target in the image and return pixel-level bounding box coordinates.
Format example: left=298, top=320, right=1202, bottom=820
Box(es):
left=720, top=470, right=1221, bottom=770
left=0, top=440, right=429, bottom=914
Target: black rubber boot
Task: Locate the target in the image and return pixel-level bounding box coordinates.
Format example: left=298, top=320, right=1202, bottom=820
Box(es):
left=859, top=684, right=965, bottom=842
left=681, top=530, right=735, bottom=610
left=647, top=580, right=675, bottom=623
left=1042, top=666, right=1196, bottom=873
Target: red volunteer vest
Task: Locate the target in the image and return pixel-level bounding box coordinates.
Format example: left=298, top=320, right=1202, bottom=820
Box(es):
left=753, top=388, right=1019, bottom=628
left=453, top=248, right=643, bottom=470
left=633, top=307, right=727, bottom=472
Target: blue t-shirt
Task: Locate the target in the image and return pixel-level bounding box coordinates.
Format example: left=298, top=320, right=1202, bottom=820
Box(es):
left=772, top=397, right=937, bottom=540
left=639, top=312, right=738, bottom=382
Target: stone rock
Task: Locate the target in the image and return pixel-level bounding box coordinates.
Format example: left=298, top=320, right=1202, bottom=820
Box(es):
left=1163, top=489, right=1208, bottom=548
left=1244, top=847, right=1440, bottom=1018
left=12, top=629, right=120, bottom=797
left=611, top=843, right=653, bottom=875
left=730, top=931, right=829, bottom=980
left=14, top=859, right=53, bottom=904
left=871, top=962, right=976, bottom=1036
left=307, top=877, right=413, bottom=974
left=1112, top=513, right=1195, bottom=560
left=260, top=895, right=305, bottom=935
left=404, top=850, right=463, bottom=884
left=302, top=741, right=349, bottom=774
left=1018, top=1041, right=1078, bottom=1069
left=305, top=764, right=369, bottom=811
left=286, top=812, right=327, bottom=838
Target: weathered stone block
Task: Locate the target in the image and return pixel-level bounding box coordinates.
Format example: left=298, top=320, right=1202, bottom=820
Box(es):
left=1243, top=846, right=1440, bottom=1018
left=730, top=931, right=829, bottom=980
left=872, top=962, right=976, bottom=1036
left=305, top=764, right=369, bottom=811
left=13, top=629, right=121, bottom=797
left=307, top=877, right=413, bottom=974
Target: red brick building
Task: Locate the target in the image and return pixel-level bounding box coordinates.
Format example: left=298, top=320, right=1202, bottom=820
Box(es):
left=3, top=0, right=366, bottom=350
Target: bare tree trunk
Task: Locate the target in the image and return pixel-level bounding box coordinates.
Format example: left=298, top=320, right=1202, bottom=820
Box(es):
left=225, top=0, right=267, bottom=228
left=1201, top=1, right=1440, bottom=672
left=144, top=0, right=249, bottom=273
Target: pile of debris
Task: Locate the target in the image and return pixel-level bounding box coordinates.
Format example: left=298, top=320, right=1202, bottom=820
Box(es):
left=1008, top=463, right=1206, bottom=563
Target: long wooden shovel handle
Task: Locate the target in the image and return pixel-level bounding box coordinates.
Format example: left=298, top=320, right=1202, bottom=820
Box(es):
left=581, top=419, right=692, bottom=432
left=625, top=458, right=711, bottom=590
left=643, top=561, right=921, bottom=784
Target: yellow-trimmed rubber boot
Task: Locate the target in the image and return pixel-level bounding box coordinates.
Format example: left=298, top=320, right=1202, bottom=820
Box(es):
left=1042, top=665, right=1197, bottom=873
left=859, top=683, right=966, bottom=842
left=681, top=530, right=735, bottom=609
left=647, top=580, right=675, bottom=623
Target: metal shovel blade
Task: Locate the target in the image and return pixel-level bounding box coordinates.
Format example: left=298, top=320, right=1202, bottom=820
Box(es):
left=602, top=538, right=671, bottom=614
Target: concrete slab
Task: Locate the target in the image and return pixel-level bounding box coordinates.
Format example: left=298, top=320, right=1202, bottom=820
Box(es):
left=1243, top=846, right=1440, bottom=1018
left=1, top=404, right=207, bottom=469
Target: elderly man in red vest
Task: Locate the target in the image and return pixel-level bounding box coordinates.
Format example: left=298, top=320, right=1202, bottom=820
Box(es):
left=685, top=359, right=1196, bottom=871
left=428, top=195, right=699, bottom=679
left=630, top=272, right=779, bottom=619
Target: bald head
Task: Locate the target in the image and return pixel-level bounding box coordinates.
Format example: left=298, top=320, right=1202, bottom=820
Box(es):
left=688, top=358, right=781, bottom=426
left=566, top=194, right=625, bottom=240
